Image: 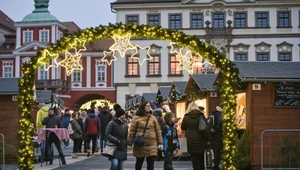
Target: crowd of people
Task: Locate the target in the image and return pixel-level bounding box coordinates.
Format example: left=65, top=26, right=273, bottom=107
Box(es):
left=35, top=100, right=224, bottom=170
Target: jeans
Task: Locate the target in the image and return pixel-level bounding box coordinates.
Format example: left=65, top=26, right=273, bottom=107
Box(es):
left=190, top=153, right=205, bottom=170
left=46, top=132, right=65, bottom=163
left=73, top=138, right=82, bottom=153
left=164, top=150, right=174, bottom=170
left=86, top=134, right=97, bottom=153
left=110, top=158, right=124, bottom=170
left=100, top=133, right=107, bottom=152
left=135, top=156, right=155, bottom=170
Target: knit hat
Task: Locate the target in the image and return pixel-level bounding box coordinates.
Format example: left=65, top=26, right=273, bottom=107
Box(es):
left=164, top=112, right=173, bottom=123
left=115, top=108, right=126, bottom=118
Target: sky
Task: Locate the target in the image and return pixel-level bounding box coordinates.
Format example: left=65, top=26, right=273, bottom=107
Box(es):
left=0, top=0, right=116, bottom=29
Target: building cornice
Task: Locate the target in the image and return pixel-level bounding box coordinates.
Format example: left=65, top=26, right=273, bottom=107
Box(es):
left=15, top=22, right=67, bottom=29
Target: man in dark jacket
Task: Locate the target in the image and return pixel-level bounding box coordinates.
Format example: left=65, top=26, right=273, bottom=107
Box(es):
left=42, top=108, right=66, bottom=165
left=211, top=106, right=223, bottom=170
left=84, top=109, right=101, bottom=157
left=98, top=106, right=113, bottom=153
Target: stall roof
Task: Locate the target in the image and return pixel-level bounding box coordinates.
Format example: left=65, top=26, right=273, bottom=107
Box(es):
left=235, top=62, right=300, bottom=82
left=192, top=74, right=218, bottom=89
left=173, top=81, right=188, bottom=94
left=0, top=78, right=19, bottom=95
left=157, top=86, right=171, bottom=98
left=142, top=93, right=157, bottom=102
left=36, top=90, right=52, bottom=102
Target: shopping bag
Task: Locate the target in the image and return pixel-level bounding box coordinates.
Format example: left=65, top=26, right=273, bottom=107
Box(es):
left=101, top=144, right=117, bottom=157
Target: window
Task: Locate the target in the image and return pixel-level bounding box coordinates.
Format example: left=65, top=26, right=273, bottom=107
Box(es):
left=169, top=55, right=182, bottom=75
left=23, top=30, right=33, bottom=43
left=234, top=12, right=246, bottom=28
left=279, top=53, right=291, bottom=61
left=38, top=65, right=49, bottom=80
left=126, top=15, right=139, bottom=24
left=213, top=13, right=225, bottom=28
left=148, top=55, right=160, bottom=76
left=257, top=53, right=269, bottom=61
left=39, top=30, right=49, bottom=43
left=278, top=11, right=290, bottom=27
left=148, top=14, right=160, bottom=26
left=169, top=14, right=181, bottom=29
left=235, top=54, right=247, bottom=61
left=2, top=60, right=13, bottom=78
left=256, top=12, right=268, bottom=27
left=126, top=56, right=139, bottom=76
left=96, top=61, right=106, bottom=82
left=193, top=55, right=203, bottom=74
left=57, top=30, right=63, bottom=40
left=191, top=13, right=203, bottom=28
left=72, top=70, right=81, bottom=82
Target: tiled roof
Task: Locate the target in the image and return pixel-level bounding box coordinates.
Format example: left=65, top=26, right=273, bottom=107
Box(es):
left=173, top=81, right=188, bottom=94
left=235, top=62, right=300, bottom=82
left=0, top=10, right=16, bottom=32
left=62, top=22, right=80, bottom=34
left=142, top=93, right=157, bottom=102
left=0, top=78, right=19, bottom=95
left=158, top=86, right=171, bottom=98
left=112, top=0, right=180, bottom=4
left=85, top=38, right=114, bottom=51
left=0, top=34, right=16, bottom=54
left=192, top=74, right=218, bottom=90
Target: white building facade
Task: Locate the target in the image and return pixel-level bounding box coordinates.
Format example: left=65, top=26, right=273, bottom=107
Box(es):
left=111, top=0, right=300, bottom=107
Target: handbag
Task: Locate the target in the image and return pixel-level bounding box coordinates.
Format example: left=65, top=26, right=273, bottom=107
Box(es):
left=199, top=115, right=208, bottom=131
left=101, top=143, right=117, bottom=157
left=133, top=116, right=150, bottom=146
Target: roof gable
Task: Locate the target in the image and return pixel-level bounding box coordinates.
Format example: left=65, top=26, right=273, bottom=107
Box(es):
left=173, top=81, right=188, bottom=94
left=142, top=93, right=157, bottom=102
left=13, top=41, right=47, bottom=54
left=157, top=86, right=171, bottom=99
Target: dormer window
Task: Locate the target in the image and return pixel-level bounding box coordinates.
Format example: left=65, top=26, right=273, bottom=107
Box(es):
left=39, top=29, right=49, bottom=43
left=23, top=30, right=33, bottom=44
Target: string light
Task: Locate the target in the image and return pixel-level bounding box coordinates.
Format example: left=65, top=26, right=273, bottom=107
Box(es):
left=101, top=51, right=117, bottom=65
left=56, top=51, right=83, bottom=76
left=19, top=23, right=239, bottom=170
left=37, top=49, right=58, bottom=71
left=170, top=42, right=195, bottom=74
left=131, top=45, right=153, bottom=65
left=109, top=34, right=136, bottom=58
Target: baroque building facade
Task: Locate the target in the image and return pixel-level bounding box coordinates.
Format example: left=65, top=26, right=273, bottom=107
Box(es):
left=111, top=0, right=300, bottom=107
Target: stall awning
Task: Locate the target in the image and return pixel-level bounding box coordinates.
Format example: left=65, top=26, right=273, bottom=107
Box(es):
left=0, top=78, right=19, bottom=95
left=157, top=86, right=171, bottom=98
left=192, top=74, right=219, bottom=90
left=173, top=81, right=188, bottom=94
left=36, top=90, right=52, bottom=102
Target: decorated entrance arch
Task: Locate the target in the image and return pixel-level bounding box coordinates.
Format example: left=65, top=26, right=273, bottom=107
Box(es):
left=18, top=23, right=240, bottom=169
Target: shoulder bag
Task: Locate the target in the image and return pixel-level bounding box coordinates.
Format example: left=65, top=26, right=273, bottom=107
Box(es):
left=133, top=116, right=150, bottom=146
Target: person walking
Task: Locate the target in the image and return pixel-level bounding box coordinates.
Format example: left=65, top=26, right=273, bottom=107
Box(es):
left=162, top=112, right=180, bottom=170
left=211, top=106, right=223, bottom=170
left=181, top=102, right=211, bottom=170
left=70, top=112, right=83, bottom=158
left=42, top=108, right=66, bottom=165
left=84, top=109, right=101, bottom=157
left=105, top=108, right=128, bottom=170
left=61, top=109, right=71, bottom=148
left=128, top=101, right=163, bottom=170
left=98, top=106, right=113, bottom=153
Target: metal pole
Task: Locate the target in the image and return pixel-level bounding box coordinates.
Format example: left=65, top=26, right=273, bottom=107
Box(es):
left=0, top=134, right=4, bottom=170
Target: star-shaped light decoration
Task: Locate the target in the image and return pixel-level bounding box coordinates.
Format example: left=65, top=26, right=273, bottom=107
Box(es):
left=56, top=51, right=83, bottom=76
left=170, top=42, right=195, bottom=74
left=71, top=38, right=87, bottom=54
left=131, top=45, right=153, bottom=65
left=101, top=51, right=117, bottom=65
left=37, top=49, right=59, bottom=71
left=176, top=49, right=195, bottom=74
left=109, top=34, right=136, bottom=58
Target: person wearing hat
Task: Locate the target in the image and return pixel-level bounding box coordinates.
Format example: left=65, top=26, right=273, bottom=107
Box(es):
left=105, top=108, right=128, bottom=170
left=162, top=112, right=180, bottom=170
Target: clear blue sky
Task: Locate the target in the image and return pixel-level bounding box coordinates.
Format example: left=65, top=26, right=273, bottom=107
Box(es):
left=0, top=0, right=116, bottom=29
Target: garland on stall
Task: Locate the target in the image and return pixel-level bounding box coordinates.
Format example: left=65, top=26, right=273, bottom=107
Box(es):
left=187, top=81, right=205, bottom=101
left=18, top=23, right=240, bottom=169
left=170, top=88, right=182, bottom=102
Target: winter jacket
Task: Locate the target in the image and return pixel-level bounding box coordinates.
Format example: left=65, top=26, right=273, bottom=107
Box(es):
left=70, top=119, right=83, bottom=139
left=128, top=114, right=163, bottom=158
left=98, top=110, right=113, bottom=134
left=36, top=106, right=49, bottom=130
left=105, top=118, right=128, bottom=160
left=42, top=114, right=62, bottom=128
left=162, top=124, right=180, bottom=151
left=60, top=114, right=70, bottom=128
left=84, top=113, right=100, bottom=135
left=181, top=110, right=210, bottom=154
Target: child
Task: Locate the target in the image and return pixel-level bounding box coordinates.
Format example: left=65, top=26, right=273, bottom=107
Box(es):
left=162, top=112, right=180, bottom=170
